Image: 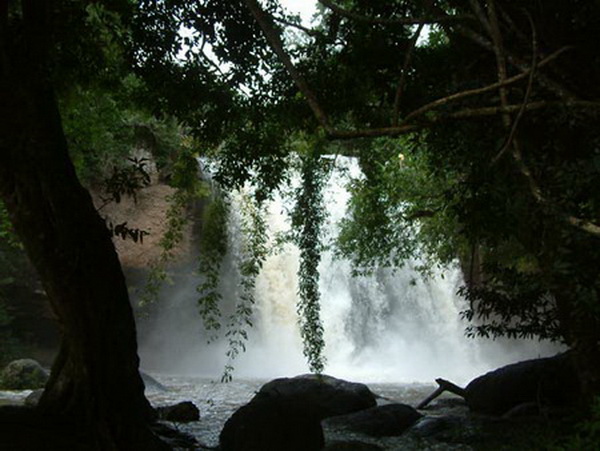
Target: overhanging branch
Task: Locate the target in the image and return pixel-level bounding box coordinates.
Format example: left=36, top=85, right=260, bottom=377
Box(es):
left=243, top=0, right=332, bottom=132
left=317, top=0, right=473, bottom=25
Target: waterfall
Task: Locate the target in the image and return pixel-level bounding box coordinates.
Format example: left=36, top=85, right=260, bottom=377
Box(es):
left=139, top=157, right=557, bottom=385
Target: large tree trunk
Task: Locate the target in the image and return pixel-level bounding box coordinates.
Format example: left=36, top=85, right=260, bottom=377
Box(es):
left=0, top=3, right=167, bottom=450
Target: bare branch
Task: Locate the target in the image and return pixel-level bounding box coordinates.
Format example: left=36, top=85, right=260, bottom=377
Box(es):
left=392, top=23, right=424, bottom=126
left=429, top=4, right=579, bottom=102
left=317, top=0, right=473, bottom=26
left=468, top=0, right=492, bottom=37
left=487, top=0, right=511, bottom=128
left=492, top=12, right=538, bottom=164
left=402, top=47, right=571, bottom=123
left=243, top=0, right=331, bottom=131
left=326, top=100, right=600, bottom=140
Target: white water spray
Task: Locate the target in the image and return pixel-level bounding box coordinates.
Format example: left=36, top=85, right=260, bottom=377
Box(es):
left=139, top=158, right=556, bottom=385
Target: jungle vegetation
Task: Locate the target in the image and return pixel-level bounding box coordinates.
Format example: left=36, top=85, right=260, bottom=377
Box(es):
left=1, top=0, right=599, bottom=448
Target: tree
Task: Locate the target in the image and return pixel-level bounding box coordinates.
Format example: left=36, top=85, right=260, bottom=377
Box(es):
left=143, top=0, right=600, bottom=402
left=235, top=0, right=600, bottom=401
left=0, top=2, right=168, bottom=448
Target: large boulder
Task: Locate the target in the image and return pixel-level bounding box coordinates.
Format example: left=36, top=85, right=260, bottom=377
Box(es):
left=257, top=374, right=377, bottom=419
left=156, top=401, right=199, bottom=422
left=464, top=353, right=579, bottom=415
left=324, top=404, right=422, bottom=437
left=220, top=395, right=324, bottom=451
left=220, top=374, right=377, bottom=451
left=0, top=359, right=49, bottom=390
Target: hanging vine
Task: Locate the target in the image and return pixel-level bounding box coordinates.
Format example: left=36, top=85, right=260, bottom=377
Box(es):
left=222, top=193, right=269, bottom=382
left=196, top=193, right=230, bottom=343
left=290, top=146, right=329, bottom=374
left=141, top=141, right=209, bottom=306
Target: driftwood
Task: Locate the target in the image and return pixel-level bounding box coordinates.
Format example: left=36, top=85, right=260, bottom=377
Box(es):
left=417, top=378, right=466, bottom=409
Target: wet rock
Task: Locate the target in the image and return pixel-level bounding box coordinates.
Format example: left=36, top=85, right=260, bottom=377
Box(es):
left=257, top=374, right=377, bottom=419
left=220, top=395, right=324, bottom=451
left=221, top=374, right=375, bottom=450
left=411, top=415, right=463, bottom=438
left=156, top=401, right=199, bottom=422
left=0, top=359, right=49, bottom=390
left=324, top=403, right=422, bottom=437
left=465, top=353, right=579, bottom=415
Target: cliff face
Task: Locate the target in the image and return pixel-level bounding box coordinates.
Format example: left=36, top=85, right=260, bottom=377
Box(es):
left=94, top=180, right=195, bottom=270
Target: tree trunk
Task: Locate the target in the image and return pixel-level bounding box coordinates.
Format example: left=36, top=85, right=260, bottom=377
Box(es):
left=0, top=3, right=167, bottom=450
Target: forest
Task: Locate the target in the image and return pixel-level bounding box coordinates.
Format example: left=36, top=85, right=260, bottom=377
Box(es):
left=1, top=0, right=599, bottom=449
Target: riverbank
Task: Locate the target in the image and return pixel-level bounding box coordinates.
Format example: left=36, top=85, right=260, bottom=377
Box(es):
left=0, top=375, right=586, bottom=450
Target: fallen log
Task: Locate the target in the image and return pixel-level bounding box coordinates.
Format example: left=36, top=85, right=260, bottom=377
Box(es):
left=417, top=353, right=580, bottom=415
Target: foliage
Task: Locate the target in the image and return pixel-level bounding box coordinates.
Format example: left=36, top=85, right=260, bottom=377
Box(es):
left=222, top=193, right=269, bottom=382
left=101, top=157, right=151, bottom=205
left=197, top=194, right=230, bottom=342
left=289, top=143, right=330, bottom=374
left=337, top=135, right=465, bottom=275
left=551, top=397, right=600, bottom=450
left=141, top=140, right=209, bottom=306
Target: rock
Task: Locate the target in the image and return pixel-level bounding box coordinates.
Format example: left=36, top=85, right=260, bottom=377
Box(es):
left=323, top=441, right=384, bottom=450
left=156, top=401, right=199, bottom=422
left=24, top=389, right=44, bottom=407
left=257, top=374, right=377, bottom=419
left=220, top=374, right=373, bottom=451
left=0, top=359, right=49, bottom=390
left=324, top=404, right=422, bottom=437
left=410, top=415, right=463, bottom=438
left=464, top=353, right=579, bottom=415
left=220, top=395, right=324, bottom=451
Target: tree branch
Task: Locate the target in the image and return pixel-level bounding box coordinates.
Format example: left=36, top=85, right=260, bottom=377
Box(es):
left=487, top=0, right=511, bottom=128
left=271, top=15, right=325, bottom=39
left=429, top=4, right=579, bottom=102
left=392, top=23, right=424, bottom=126
left=402, top=46, right=571, bottom=123
left=243, top=0, right=331, bottom=131
left=417, top=378, right=467, bottom=409
left=492, top=11, right=538, bottom=164
left=317, top=0, right=473, bottom=25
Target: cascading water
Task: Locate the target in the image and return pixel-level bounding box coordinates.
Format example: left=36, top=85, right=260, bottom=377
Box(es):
left=139, top=157, right=557, bottom=385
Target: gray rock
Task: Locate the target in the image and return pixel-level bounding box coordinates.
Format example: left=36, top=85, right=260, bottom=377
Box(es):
left=324, top=403, right=422, bottom=437
left=220, top=395, right=324, bottom=451
left=220, top=374, right=375, bottom=451
left=464, top=353, right=579, bottom=415
left=411, top=415, right=462, bottom=438
left=0, top=359, right=49, bottom=390
left=258, top=374, right=377, bottom=419
left=156, top=401, right=199, bottom=422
